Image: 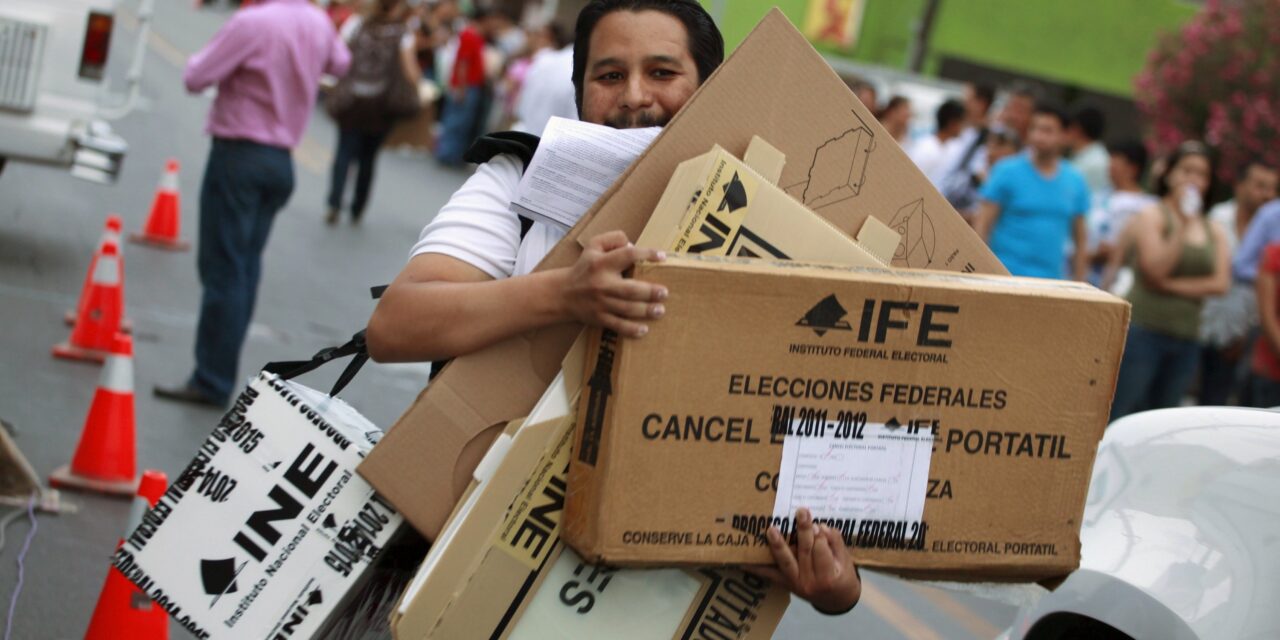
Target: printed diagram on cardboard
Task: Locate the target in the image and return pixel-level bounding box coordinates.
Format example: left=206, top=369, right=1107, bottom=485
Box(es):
left=784, top=110, right=876, bottom=210
left=889, top=198, right=937, bottom=268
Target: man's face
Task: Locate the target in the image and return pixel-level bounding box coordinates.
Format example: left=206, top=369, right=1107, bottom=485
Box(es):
left=1237, top=164, right=1280, bottom=211
left=963, top=86, right=988, bottom=124
left=1027, top=113, right=1064, bottom=159
left=999, top=95, right=1034, bottom=135
left=580, top=10, right=700, bottom=129
left=1108, top=153, right=1136, bottom=187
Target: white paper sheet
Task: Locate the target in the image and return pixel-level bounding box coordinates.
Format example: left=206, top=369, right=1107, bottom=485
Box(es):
left=510, top=117, right=661, bottom=231
left=772, top=420, right=933, bottom=526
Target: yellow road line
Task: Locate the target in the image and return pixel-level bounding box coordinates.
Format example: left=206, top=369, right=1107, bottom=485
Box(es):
left=293, top=135, right=332, bottom=177
left=902, top=581, right=1003, bottom=639
left=860, top=580, right=944, bottom=640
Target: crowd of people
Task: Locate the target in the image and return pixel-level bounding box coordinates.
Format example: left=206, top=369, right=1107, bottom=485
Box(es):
left=172, top=0, right=1280, bottom=425
left=882, top=82, right=1280, bottom=418
left=318, top=0, right=578, bottom=223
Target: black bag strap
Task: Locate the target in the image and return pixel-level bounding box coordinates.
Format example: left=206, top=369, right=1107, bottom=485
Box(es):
left=261, top=285, right=387, bottom=397
left=464, top=131, right=541, bottom=239
left=261, top=331, right=370, bottom=397
left=955, top=127, right=989, bottom=179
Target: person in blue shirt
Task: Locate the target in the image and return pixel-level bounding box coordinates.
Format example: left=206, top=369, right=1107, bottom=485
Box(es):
left=1234, top=198, right=1280, bottom=282
left=975, top=104, right=1091, bottom=280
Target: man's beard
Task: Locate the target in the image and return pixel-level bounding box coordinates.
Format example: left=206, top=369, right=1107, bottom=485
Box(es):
left=604, top=111, right=670, bottom=129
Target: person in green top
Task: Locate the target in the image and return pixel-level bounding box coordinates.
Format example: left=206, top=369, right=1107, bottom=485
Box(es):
left=1110, top=141, right=1232, bottom=420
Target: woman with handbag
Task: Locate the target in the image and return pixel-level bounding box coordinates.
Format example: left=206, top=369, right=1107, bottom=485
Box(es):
left=325, top=0, right=421, bottom=225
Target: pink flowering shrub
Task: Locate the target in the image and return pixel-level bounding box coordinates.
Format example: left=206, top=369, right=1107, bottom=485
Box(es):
left=1134, top=0, right=1280, bottom=184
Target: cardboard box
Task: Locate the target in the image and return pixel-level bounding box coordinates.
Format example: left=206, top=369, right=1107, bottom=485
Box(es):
left=637, top=140, right=899, bottom=266
left=359, top=10, right=1006, bottom=539
left=564, top=256, right=1129, bottom=580
left=392, top=363, right=790, bottom=639
left=113, top=373, right=403, bottom=639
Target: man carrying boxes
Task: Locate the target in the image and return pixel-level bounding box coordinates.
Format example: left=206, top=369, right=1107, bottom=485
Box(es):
left=365, top=2, right=1127, bottom=638
left=366, top=0, right=865, bottom=616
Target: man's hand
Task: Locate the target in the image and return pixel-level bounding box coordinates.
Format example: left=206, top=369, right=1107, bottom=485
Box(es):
left=560, top=231, right=668, bottom=337
left=745, top=508, right=862, bottom=615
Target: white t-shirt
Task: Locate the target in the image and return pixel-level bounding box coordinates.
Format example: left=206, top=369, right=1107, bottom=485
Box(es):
left=908, top=135, right=962, bottom=186
left=514, top=46, right=577, bottom=135
left=1072, top=141, right=1111, bottom=199
left=410, top=154, right=565, bottom=278
left=1208, top=199, right=1240, bottom=251
left=1092, top=190, right=1156, bottom=247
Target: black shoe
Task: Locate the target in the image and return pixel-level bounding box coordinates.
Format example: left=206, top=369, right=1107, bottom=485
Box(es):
left=325, top=207, right=340, bottom=225
left=154, top=383, right=225, bottom=408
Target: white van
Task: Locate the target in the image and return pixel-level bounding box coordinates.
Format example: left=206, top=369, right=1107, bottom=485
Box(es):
left=0, top=0, right=152, bottom=184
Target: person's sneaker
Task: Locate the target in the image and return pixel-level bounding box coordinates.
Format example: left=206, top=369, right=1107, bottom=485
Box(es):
left=325, top=207, right=340, bottom=225
left=153, top=383, right=225, bottom=409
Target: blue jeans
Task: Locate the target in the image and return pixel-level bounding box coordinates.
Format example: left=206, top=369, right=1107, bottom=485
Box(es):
left=1110, top=325, right=1201, bottom=421
left=327, top=128, right=388, bottom=218
left=190, top=138, right=294, bottom=402
left=435, top=85, right=483, bottom=165
left=1252, top=374, right=1280, bottom=408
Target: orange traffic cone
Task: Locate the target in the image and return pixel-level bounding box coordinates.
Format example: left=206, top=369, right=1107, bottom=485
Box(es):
left=130, top=159, right=189, bottom=251
left=66, top=215, right=132, bottom=333
left=85, top=470, right=169, bottom=640
left=50, top=334, right=139, bottom=496
left=53, top=242, right=126, bottom=363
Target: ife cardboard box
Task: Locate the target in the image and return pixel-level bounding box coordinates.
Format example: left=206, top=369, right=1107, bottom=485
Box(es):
left=390, top=341, right=790, bottom=640
left=113, top=373, right=402, bottom=640
left=388, top=140, right=897, bottom=638
left=358, top=9, right=1006, bottom=541
left=564, top=256, right=1129, bottom=580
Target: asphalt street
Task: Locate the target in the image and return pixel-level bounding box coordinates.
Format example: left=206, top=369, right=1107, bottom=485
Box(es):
left=0, top=1, right=1021, bottom=637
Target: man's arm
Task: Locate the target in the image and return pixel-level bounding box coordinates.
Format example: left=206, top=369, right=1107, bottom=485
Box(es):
left=183, top=14, right=258, bottom=92
left=326, top=27, right=353, bottom=77
left=1235, top=206, right=1280, bottom=281
left=367, top=231, right=667, bottom=363
left=1071, top=215, right=1089, bottom=281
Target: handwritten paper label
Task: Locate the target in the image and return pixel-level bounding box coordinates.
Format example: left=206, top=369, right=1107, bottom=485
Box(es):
left=772, top=420, right=933, bottom=524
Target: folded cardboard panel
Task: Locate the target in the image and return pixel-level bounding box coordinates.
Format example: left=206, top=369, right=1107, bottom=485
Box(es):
left=564, top=256, right=1129, bottom=580
left=357, top=10, right=1005, bottom=540
left=392, top=403, right=790, bottom=639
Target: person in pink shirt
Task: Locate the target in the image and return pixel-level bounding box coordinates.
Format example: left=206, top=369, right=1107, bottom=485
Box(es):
left=155, top=0, right=350, bottom=407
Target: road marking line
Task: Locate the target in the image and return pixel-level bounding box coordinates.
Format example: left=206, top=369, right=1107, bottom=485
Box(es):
left=293, top=135, right=332, bottom=177
left=859, top=580, right=944, bottom=640
left=117, top=10, right=188, bottom=69
left=901, top=581, right=1003, bottom=639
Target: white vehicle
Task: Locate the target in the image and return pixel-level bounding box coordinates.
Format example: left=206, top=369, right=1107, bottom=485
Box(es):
left=0, top=0, right=153, bottom=183
left=1001, top=406, right=1280, bottom=640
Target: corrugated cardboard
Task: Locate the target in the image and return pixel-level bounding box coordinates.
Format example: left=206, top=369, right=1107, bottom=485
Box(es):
left=113, top=373, right=402, bottom=639
left=392, top=378, right=790, bottom=639
left=359, top=10, right=1005, bottom=539
left=564, top=256, right=1129, bottom=580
